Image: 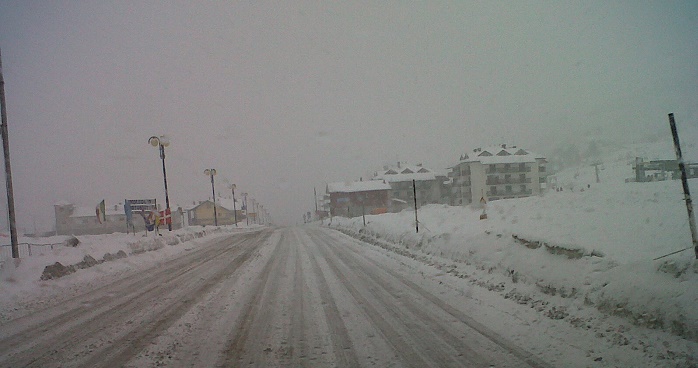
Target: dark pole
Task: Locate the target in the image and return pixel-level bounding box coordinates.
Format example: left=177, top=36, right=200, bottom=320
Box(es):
left=160, top=144, right=172, bottom=231
left=210, top=173, right=218, bottom=226
left=314, top=187, right=318, bottom=214
left=668, top=113, right=698, bottom=259
left=232, top=185, right=238, bottom=227
left=244, top=194, right=249, bottom=226
left=0, top=49, right=19, bottom=258
left=362, top=194, right=366, bottom=227
left=413, top=179, right=419, bottom=233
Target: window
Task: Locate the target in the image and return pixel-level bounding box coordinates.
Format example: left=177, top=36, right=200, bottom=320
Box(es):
left=520, top=185, right=527, bottom=193
left=490, top=186, right=497, bottom=195
left=506, top=185, right=512, bottom=193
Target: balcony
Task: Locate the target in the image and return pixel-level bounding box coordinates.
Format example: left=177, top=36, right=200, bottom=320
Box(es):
left=487, top=166, right=532, bottom=174
left=486, top=189, right=533, bottom=197
left=486, top=177, right=532, bottom=185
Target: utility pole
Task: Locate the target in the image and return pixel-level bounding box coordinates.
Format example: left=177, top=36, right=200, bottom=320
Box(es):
left=592, top=161, right=601, bottom=183
left=0, top=48, right=19, bottom=258
left=668, top=113, right=698, bottom=259
left=230, top=184, right=238, bottom=227
left=413, top=179, right=419, bottom=233
left=314, top=187, right=318, bottom=219
left=361, top=194, right=366, bottom=227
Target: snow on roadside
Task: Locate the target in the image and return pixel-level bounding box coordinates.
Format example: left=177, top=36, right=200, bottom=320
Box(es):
left=0, top=225, right=261, bottom=322
left=327, top=153, right=698, bottom=353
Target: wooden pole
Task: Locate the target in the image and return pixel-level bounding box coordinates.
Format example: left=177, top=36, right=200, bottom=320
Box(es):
left=668, top=113, right=698, bottom=259
left=413, top=179, right=419, bottom=233
left=0, top=48, right=19, bottom=258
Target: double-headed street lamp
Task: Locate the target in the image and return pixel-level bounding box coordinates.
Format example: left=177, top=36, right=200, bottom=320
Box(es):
left=204, top=168, right=218, bottom=226
left=148, top=135, right=172, bottom=231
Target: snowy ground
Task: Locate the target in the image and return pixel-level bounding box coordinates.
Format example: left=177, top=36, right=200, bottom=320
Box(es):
left=325, top=141, right=698, bottom=366
left=0, top=225, right=262, bottom=322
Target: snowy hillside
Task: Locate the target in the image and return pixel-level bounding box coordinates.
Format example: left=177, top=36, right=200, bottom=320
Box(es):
left=330, top=139, right=698, bottom=346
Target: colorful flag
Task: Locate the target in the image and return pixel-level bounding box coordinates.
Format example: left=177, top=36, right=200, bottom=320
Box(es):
left=96, top=200, right=106, bottom=223
left=159, top=208, right=172, bottom=225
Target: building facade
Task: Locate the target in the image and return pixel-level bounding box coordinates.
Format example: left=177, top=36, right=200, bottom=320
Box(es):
left=449, top=145, right=548, bottom=205
left=185, top=198, right=245, bottom=226
left=374, top=162, right=449, bottom=211
left=326, top=180, right=391, bottom=218
left=55, top=201, right=184, bottom=235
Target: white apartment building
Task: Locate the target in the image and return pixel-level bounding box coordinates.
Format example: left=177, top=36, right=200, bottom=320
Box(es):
left=449, top=145, right=548, bottom=205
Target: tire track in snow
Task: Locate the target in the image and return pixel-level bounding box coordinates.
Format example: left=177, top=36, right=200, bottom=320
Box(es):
left=0, top=230, right=270, bottom=368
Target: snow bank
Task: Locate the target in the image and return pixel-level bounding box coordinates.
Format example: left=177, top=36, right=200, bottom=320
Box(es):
left=329, top=156, right=698, bottom=342
left=0, top=225, right=260, bottom=321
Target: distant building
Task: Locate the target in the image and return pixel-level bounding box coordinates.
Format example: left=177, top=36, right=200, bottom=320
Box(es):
left=448, top=144, right=548, bottom=205
left=631, top=157, right=698, bottom=182
left=55, top=201, right=183, bottom=235
left=373, top=162, right=449, bottom=211
left=315, top=192, right=330, bottom=221
left=185, top=197, right=244, bottom=226
left=326, top=180, right=391, bottom=218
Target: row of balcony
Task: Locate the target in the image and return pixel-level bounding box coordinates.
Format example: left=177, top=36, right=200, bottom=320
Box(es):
left=487, top=189, right=533, bottom=196
left=486, top=177, right=532, bottom=185
left=486, top=167, right=532, bottom=174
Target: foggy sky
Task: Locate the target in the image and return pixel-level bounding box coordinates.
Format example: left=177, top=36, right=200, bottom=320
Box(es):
left=1, top=1, right=697, bottom=230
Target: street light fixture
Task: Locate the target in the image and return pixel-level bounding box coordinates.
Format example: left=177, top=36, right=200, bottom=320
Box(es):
left=204, top=169, right=218, bottom=226
left=148, top=135, right=172, bottom=231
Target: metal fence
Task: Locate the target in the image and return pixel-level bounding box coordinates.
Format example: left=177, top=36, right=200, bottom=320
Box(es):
left=0, top=243, right=61, bottom=262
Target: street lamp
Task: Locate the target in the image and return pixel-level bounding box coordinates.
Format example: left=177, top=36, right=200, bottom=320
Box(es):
left=204, top=168, right=218, bottom=226
left=229, top=184, right=238, bottom=227
left=148, top=135, right=172, bottom=231
left=242, top=192, right=248, bottom=226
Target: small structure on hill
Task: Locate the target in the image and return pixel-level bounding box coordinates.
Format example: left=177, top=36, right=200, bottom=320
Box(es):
left=631, top=157, right=698, bottom=182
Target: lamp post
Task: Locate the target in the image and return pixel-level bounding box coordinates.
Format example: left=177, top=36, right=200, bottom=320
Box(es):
left=204, top=169, right=218, bottom=226
left=148, top=135, right=172, bottom=231
left=242, top=192, right=248, bottom=225
left=229, top=184, right=238, bottom=227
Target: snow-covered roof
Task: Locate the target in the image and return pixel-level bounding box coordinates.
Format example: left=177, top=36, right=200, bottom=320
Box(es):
left=461, top=145, right=546, bottom=165
left=186, top=197, right=240, bottom=212
left=374, top=163, right=447, bottom=182
left=327, top=180, right=391, bottom=193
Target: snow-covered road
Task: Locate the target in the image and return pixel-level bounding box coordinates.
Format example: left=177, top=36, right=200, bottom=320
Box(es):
left=0, top=227, right=556, bottom=367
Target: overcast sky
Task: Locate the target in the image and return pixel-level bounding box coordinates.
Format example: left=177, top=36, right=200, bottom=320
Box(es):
left=1, top=1, right=697, bottom=230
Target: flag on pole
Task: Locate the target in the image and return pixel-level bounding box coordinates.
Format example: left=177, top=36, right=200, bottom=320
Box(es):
left=96, top=200, right=106, bottom=224
left=124, top=200, right=133, bottom=226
